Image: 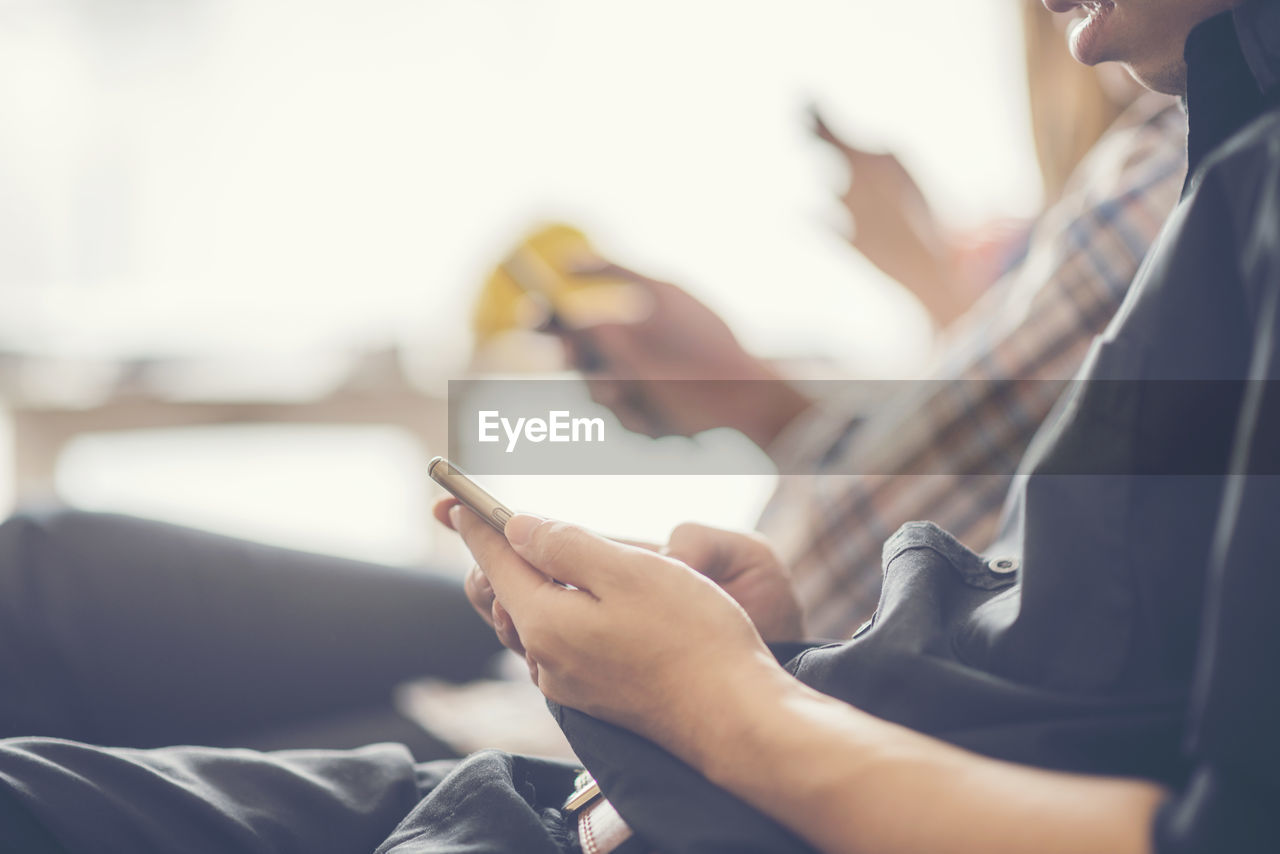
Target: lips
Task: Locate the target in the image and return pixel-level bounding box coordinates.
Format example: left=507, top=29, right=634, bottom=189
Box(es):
left=1068, top=0, right=1117, bottom=64
left=1043, top=0, right=1113, bottom=15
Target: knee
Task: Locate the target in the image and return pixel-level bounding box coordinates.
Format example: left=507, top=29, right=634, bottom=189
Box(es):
left=0, top=509, right=53, bottom=573
left=0, top=507, right=101, bottom=591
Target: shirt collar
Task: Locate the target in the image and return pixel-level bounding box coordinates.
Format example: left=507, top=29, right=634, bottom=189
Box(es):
left=1233, top=0, right=1280, bottom=94
left=1182, top=0, right=1280, bottom=183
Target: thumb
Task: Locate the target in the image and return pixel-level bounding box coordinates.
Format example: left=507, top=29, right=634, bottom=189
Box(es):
left=665, top=523, right=773, bottom=584
left=662, top=521, right=724, bottom=577
left=504, top=514, right=643, bottom=594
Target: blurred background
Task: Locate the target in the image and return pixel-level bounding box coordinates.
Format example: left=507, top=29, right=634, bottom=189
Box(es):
left=0, top=0, right=1040, bottom=565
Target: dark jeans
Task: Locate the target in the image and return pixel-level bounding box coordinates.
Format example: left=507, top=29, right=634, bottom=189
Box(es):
left=0, top=510, right=588, bottom=853
left=0, top=510, right=807, bottom=852
left=0, top=508, right=504, bottom=755
left=0, top=738, right=582, bottom=854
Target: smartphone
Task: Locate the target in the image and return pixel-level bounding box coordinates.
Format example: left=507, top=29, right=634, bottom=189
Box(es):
left=428, top=456, right=515, bottom=533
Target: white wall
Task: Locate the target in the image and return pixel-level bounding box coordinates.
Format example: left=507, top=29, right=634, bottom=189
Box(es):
left=0, top=0, right=1040, bottom=560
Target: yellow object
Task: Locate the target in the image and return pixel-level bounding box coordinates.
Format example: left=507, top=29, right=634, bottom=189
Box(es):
left=472, top=223, right=604, bottom=346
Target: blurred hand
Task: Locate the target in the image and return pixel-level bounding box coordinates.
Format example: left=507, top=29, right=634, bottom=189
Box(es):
left=560, top=262, right=812, bottom=448
left=437, top=501, right=787, bottom=750
left=811, top=106, right=974, bottom=328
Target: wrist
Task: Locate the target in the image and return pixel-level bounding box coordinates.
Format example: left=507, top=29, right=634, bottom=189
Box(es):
left=671, top=654, right=810, bottom=781
left=696, top=671, right=884, bottom=807
left=735, top=367, right=814, bottom=449
left=918, top=243, right=976, bottom=330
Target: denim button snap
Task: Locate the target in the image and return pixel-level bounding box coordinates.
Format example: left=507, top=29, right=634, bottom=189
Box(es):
left=987, top=557, right=1019, bottom=574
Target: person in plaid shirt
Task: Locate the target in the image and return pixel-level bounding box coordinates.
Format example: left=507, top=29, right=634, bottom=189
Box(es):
left=570, top=91, right=1187, bottom=639
left=760, top=92, right=1188, bottom=636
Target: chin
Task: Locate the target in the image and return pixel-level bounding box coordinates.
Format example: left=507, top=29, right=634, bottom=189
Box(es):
left=1124, top=58, right=1189, bottom=96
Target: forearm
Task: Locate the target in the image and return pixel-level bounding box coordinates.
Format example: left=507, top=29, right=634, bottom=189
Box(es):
left=677, top=667, right=1166, bottom=854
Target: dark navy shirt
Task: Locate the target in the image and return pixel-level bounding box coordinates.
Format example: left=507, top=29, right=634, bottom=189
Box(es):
left=560, top=6, right=1280, bottom=853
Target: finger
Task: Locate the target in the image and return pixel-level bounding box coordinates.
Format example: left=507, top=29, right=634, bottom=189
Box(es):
left=503, top=513, right=654, bottom=593
left=665, top=522, right=772, bottom=583
left=664, top=521, right=728, bottom=578
left=451, top=505, right=554, bottom=619
left=580, top=323, right=668, bottom=384
left=587, top=320, right=654, bottom=365
left=577, top=324, right=639, bottom=376
left=491, top=599, right=526, bottom=656
left=810, top=113, right=878, bottom=166
left=615, top=403, right=669, bottom=438
left=432, top=497, right=462, bottom=530
left=809, top=105, right=849, bottom=152
left=562, top=263, right=673, bottom=327
left=610, top=537, right=662, bottom=552
left=564, top=259, right=660, bottom=286
left=583, top=375, right=664, bottom=436
left=561, top=329, right=606, bottom=373
left=464, top=564, right=496, bottom=627
left=584, top=374, right=627, bottom=407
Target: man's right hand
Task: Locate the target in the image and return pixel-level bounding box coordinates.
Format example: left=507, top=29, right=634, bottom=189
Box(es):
left=436, top=499, right=805, bottom=651
left=559, top=262, right=812, bottom=449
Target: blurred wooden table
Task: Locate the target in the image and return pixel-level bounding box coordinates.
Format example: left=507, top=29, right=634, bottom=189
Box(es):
left=3, top=347, right=449, bottom=505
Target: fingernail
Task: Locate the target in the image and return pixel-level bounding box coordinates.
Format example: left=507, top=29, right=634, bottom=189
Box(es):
left=505, top=513, right=543, bottom=546
left=448, top=505, right=463, bottom=528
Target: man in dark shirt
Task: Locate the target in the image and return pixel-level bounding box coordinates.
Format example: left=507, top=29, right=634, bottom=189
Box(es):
left=2, top=1, right=1278, bottom=852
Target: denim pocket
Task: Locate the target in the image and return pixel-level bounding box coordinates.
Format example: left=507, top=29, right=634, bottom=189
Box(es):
left=830, top=520, right=1022, bottom=664
left=881, top=521, right=1017, bottom=592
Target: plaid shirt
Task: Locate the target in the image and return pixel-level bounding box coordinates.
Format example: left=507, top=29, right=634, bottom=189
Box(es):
left=758, top=93, right=1189, bottom=639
